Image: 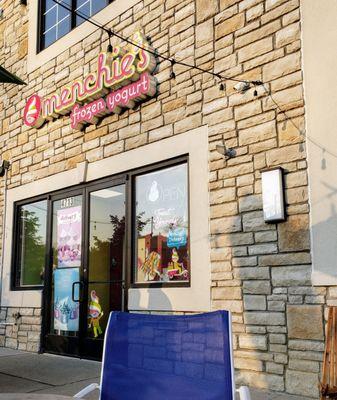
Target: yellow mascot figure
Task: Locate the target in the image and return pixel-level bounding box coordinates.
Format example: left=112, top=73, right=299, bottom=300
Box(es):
left=88, top=290, right=103, bottom=338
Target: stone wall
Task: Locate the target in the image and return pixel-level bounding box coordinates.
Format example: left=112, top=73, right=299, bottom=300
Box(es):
left=0, top=0, right=331, bottom=397
left=0, top=307, right=41, bottom=352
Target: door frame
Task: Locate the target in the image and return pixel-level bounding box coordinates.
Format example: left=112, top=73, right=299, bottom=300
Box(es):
left=41, top=174, right=128, bottom=359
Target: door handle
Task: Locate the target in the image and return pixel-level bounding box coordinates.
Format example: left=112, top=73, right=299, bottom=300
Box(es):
left=72, top=281, right=83, bottom=303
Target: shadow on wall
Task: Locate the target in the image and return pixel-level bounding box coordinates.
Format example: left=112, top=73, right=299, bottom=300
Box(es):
left=129, top=287, right=173, bottom=314
left=220, top=176, right=333, bottom=398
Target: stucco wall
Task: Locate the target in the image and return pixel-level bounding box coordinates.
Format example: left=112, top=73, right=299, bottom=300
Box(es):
left=301, top=0, right=337, bottom=286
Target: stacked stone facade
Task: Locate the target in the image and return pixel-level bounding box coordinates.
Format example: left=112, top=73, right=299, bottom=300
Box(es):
left=0, top=0, right=332, bottom=397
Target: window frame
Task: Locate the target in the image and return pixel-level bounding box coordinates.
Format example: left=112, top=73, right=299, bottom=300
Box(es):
left=11, top=156, right=190, bottom=292
left=129, top=156, right=190, bottom=289
left=11, top=194, right=50, bottom=291
left=37, top=0, right=113, bottom=53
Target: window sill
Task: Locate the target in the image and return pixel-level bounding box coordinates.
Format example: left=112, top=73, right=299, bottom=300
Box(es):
left=28, top=0, right=141, bottom=74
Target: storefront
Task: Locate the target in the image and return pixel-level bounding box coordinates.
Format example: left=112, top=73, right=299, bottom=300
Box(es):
left=1, top=0, right=337, bottom=397
left=10, top=150, right=207, bottom=360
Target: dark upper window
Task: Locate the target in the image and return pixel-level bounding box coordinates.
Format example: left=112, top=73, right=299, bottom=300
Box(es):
left=39, top=0, right=112, bottom=51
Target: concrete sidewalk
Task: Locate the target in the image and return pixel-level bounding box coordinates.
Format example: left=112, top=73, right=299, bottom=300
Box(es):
left=0, top=348, right=312, bottom=399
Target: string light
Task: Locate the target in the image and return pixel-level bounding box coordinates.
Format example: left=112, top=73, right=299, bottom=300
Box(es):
left=50, top=0, right=326, bottom=160
left=107, top=30, right=113, bottom=54
left=51, top=0, right=260, bottom=87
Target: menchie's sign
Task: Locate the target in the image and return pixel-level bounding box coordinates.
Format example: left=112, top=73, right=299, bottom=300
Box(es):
left=23, top=32, right=157, bottom=130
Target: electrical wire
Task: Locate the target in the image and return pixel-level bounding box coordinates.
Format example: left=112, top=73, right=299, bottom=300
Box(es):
left=51, top=0, right=262, bottom=85
left=51, top=0, right=333, bottom=160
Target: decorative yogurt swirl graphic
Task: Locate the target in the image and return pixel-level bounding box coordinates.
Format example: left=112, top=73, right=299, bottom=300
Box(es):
left=23, top=94, right=44, bottom=127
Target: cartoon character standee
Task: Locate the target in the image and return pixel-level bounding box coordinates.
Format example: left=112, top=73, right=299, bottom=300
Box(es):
left=167, top=248, right=188, bottom=280
left=88, top=290, right=104, bottom=338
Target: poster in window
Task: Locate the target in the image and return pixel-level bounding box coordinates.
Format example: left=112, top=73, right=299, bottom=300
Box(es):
left=57, top=206, right=81, bottom=268
left=135, top=164, right=189, bottom=283
left=53, top=268, right=79, bottom=332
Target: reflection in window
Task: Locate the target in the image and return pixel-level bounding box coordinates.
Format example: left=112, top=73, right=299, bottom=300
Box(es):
left=134, top=164, right=189, bottom=284
left=16, top=200, right=47, bottom=286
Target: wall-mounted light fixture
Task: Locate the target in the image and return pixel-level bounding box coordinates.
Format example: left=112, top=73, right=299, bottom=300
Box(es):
left=261, top=167, right=286, bottom=223
left=0, top=160, right=10, bottom=177
left=216, top=143, right=236, bottom=160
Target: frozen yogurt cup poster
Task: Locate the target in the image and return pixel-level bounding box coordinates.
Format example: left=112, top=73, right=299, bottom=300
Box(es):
left=57, top=206, right=82, bottom=268
left=54, top=268, right=79, bottom=332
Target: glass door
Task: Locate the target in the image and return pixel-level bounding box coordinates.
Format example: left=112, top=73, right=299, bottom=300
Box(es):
left=81, top=183, right=126, bottom=359
left=43, top=193, right=83, bottom=357
left=42, top=182, right=126, bottom=360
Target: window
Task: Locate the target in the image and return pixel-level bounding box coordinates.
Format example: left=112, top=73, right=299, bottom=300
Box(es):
left=39, top=0, right=111, bottom=51
left=12, top=159, right=190, bottom=291
left=134, top=163, right=190, bottom=285
left=12, top=200, right=48, bottom=288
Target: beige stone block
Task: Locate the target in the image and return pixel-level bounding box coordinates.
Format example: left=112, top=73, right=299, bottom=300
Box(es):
left=102, top=142, right=123, bottom=160
left=216, top=13, right=245, bottom=39
left=235, top=20, right=281, bottom=49
left=282, top=9, right=300, bottom=26
left=286, top=186, right=308, bottom=204
left=175, top=2, right=194, bottom=23
left=239, top=120, right=276, bottom=146
left=219, top=162, right=253, bottom=179
left=234, top=100, right=262, bottom=121
left=234, top=357, right=264, bottom=371
left=174, top=113, right=202, bottom=134
left=238, top=37, right=273, bottom=63
left=210, top=202, right=238, bottom=218
left=263, top=52, right=301, bottom=82
left=148, top=125, right=173, bottom=142
left=210, top=216, right=242, bottom=234
left=246, top=3, right=264, bottom=21
left=275, top=22, right=300, bottom=48
left=272, top=265, right=311, bottom=287
left=286, top=369, right=319, bottom=398
left=18, top=37, right=28, bottom=59
left=203, top=97, right=228, bottom=115
left=196, top=0, right=218, bottom=23
left=236, top=370, right=284, bottom=391
left=212, top=300, right=243, bottom=313
left=244, top=48, right=284, bottom=71
left=164, top=107, right=186, bottom=125
left=261, top=0, right=298, bottom=25
left=210, top=187, right=236, bottom=204
left=285, top=171, right=308, bottom=188
left=278, top=116, right=304, bottom=146
left=162, top=98, right=186, bottom=113
left=244, top=295, right=267, bottom=311
left=212, top=286, right=242, bottom=300
left=288, top=359, right=319, bottom=373
left=196, top=19, right=213, bottom=48
left=278, top=214, right=310, bottom=252
left=215, top=5, right=237, bottom=25
left=141, top=116, right=163, bottom=133
left=266, top=143, right=305, bottom=166
left=239, top=334, right=267, bottom=350
left=239, top=0, right=263, bottom=12
left=125, top=133, right=147, bottom=151
left=141, top=102, right=162, bottom=122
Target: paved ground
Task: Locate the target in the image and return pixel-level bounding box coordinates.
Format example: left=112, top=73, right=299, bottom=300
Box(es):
left=0, top=348, right=314, bottom=399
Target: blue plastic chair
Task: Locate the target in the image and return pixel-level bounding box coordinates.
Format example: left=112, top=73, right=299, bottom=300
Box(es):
left=74, top=311, right=251, bottom=399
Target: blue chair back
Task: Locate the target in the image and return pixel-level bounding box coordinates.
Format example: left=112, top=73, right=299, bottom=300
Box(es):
left=100, top=311, right=235, bottom=400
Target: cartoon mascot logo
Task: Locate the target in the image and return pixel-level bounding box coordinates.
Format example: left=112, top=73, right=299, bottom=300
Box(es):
left=23, top=94, right=44, bottom=128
